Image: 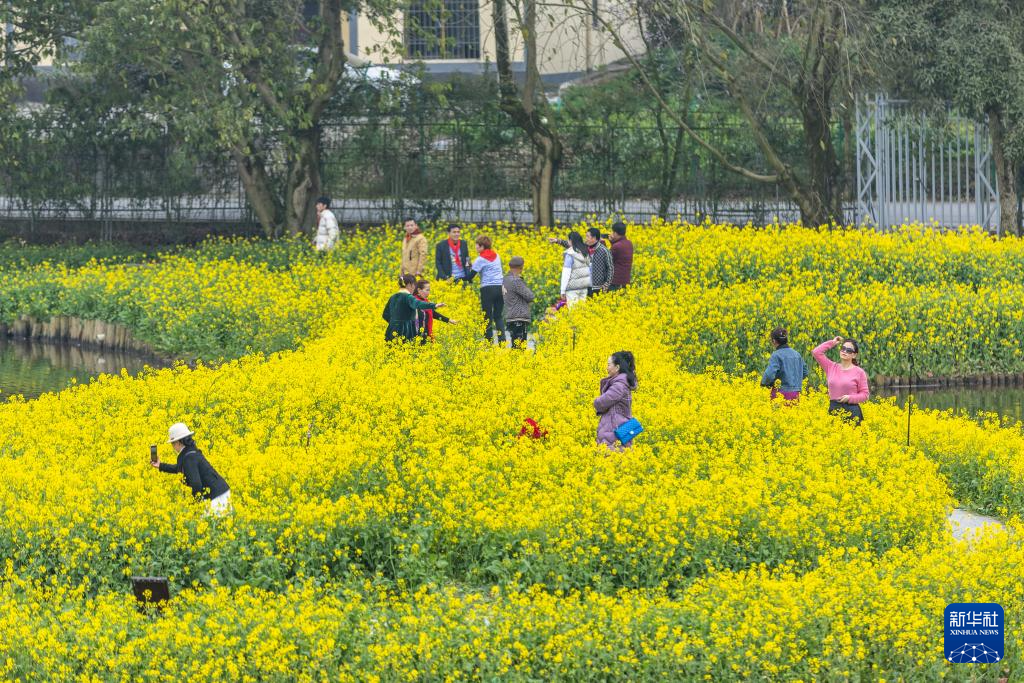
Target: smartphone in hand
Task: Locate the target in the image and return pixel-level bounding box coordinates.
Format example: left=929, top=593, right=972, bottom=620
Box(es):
left=150, top=445, right=158, bottom=464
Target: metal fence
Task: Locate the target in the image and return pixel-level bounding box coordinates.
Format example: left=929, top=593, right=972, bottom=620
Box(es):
left=319, top=117, right=817, bottom=224
left=855, top=96, right=1001, bottom=232
left=0, top=115, right=841, bottom=227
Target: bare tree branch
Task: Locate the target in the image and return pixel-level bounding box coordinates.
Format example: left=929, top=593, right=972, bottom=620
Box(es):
left=562, top=1, right=780, bottom=183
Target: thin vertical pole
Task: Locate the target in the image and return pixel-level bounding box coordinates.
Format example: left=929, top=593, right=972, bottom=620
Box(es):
left=948, top=136, right=954, bottom=226
left=897, top=121, right=905, bottom=220
left=974, top=125, right=981, bottom=228
left=922, top=127, right=927, bottom=224
left=913, top=119, right=919, bottom=216
left=910, top=120, right=917, bottom=219
left=886, top=103, right=893, bottom=230
left=920, top=111, right=927, bottom=222
left=896, top=124, right=903, bottom=224
left=856, top=104, right=863, bottom=225
left=930, top=121, right=936, bottom=224
left=957, top=123, right=963, bottom=227
left=939, top=125, right=945, bottom=226
left=902, top=121, right=908, bottom=220
left=911, top=117, right=917, bottom=214
left=910, top=118, right=916, bottom=216
left=875, top=98, right=885, bottom=229
left=907, top=350, right=913, bottom=447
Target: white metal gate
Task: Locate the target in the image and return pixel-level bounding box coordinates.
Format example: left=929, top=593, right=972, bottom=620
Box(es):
left=856, top=95, right=1000, bottom=231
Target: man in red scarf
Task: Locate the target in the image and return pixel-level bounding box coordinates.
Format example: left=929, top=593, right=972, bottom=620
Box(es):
left=401, top=218, right=428, bottom=277
left=434, top=224, right=471, bottom=283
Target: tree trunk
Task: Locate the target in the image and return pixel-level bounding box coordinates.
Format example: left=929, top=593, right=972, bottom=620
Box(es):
left=285, top=128, right=322, bottom=237
left=657, top=123, right=687, bottom=219
left=795, top=8, right=843, bottom=227
left=532, top=135, right=562, bottom=228
left=840, top=96, right=855, bottom=214
left=232, top=147, right=283, bottom=238
left=1018, top=167, right=1023, bottom=234
left=799, top=102, right=842, bottom=226
left=491, top=0, right=562, bottom=227
left=988, top=108, right=1021, bottom=236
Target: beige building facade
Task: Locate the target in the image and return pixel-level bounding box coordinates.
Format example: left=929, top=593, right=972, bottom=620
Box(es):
left=344, top=0, right=641, bottom=85
left=6, top=2, right=640, bottom=87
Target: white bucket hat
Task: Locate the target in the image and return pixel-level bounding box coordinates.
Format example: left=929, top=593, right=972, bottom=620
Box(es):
left=167, top=422, right=194, bottom=443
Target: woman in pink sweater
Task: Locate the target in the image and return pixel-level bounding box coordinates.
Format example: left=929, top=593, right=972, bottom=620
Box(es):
left=812, top=337, right=869, bottom=425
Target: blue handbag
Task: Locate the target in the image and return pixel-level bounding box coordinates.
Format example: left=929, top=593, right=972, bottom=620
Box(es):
left=614, top=417, right=643, bottom=444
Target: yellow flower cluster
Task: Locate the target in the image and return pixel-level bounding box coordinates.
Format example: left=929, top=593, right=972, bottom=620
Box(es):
left=0, top=220, right=1020, bottom=679
left=3, top=221, right=1024, bottom=375
left=0, top=533, right=1020, bottom=680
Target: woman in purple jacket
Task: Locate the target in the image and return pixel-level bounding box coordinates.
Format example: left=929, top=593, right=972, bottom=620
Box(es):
left=594, top=350, right=638, bottom=447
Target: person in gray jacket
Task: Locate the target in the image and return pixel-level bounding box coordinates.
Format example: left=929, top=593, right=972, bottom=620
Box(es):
left=585, top=228, right=614, bottom=295
left=502, top=256, right=534, bottom=348
left=761, top=326, right=808, bottom=401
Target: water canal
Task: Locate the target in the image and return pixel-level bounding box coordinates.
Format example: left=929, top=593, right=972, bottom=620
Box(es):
left=0, top=337, right=165, bottom=400
left=879, top=385, right=1024, bottom=427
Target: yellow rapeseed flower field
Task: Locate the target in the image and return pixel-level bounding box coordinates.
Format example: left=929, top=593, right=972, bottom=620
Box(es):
left=0, top=220, right=1021, bottom=679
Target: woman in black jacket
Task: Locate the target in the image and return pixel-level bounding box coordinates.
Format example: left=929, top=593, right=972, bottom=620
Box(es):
left=152, top=422, right=231, bottom=515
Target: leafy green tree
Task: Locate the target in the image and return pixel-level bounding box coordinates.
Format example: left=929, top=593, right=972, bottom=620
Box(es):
left=568, top=0, right=876, bottom=227
left=875, top=0, right=1024, bottom=235
left=0, top=1, right=92, bottom=156
left=1, top=1, right=89, bottom=85
left=560, top=52, right=698, bottom=219
left=67, top=0, right=398, bottom=237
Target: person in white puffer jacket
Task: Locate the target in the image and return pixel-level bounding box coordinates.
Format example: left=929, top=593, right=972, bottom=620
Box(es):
left=313, top=196, right=339, bottom=252
left=560, top=231, right=592, bottom=307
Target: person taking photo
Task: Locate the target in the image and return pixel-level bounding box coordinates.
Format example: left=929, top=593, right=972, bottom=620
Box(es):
left=812, top=336, right=869, bottom=424
left=151, top=423, right=231, bottom=515
left=384, top=274, right=446, bottom=342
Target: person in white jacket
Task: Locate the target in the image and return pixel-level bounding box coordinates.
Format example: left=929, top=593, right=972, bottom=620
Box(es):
left=313, top=196, right=339, bottom=252
left=560, top=231, right=592, bottom=307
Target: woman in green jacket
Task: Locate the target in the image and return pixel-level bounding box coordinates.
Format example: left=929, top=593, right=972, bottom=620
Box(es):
left=383, top=274, right=447, bottom=342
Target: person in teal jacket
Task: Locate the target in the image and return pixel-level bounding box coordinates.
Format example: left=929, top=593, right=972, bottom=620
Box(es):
left=383, top=274, right=446, bottom=342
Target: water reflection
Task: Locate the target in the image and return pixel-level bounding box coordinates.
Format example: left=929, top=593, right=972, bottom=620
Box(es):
left=0, top=337, right=164, bottom=400
left=878, top=386, right=1024, bottom=427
